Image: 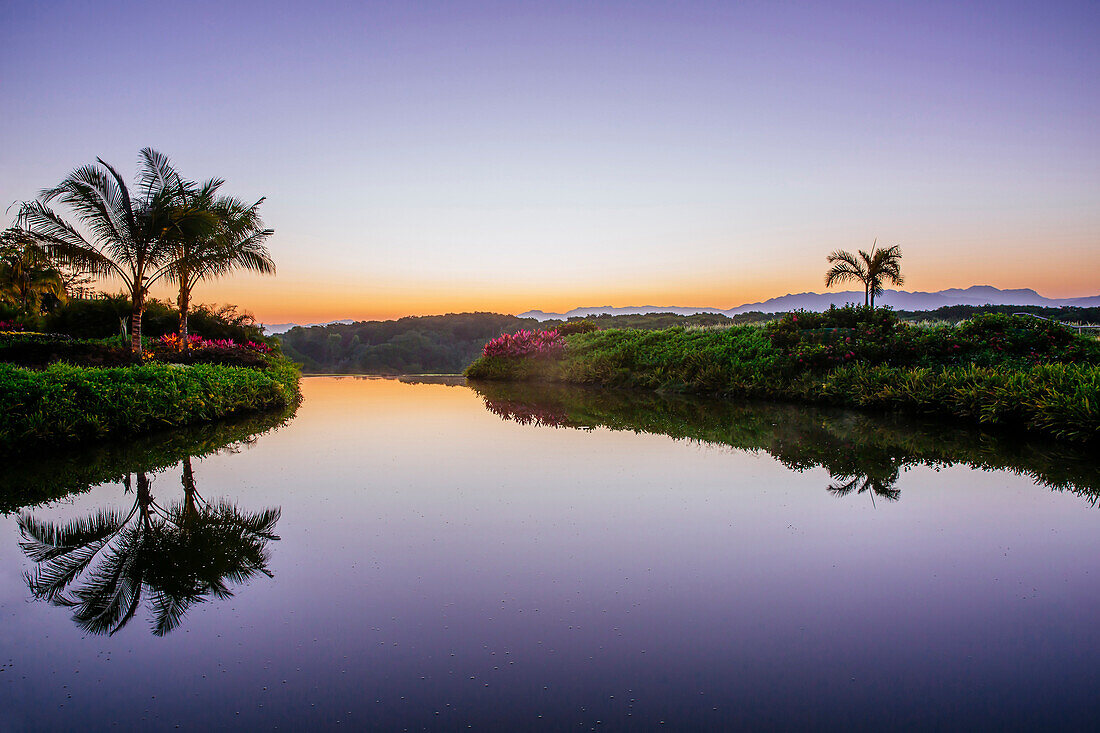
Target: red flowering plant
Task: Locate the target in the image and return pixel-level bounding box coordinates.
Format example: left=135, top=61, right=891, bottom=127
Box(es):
left=158, top=333, right=272, bottom=353
left=482, top=329, right=565, bottom=359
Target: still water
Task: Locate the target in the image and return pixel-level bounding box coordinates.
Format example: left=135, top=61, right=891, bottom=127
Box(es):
left=2, top=376, right=1099, bottom=730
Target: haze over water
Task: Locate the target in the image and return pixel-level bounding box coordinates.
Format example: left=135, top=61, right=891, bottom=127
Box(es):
left=2, top=377, right=1098, bottom=730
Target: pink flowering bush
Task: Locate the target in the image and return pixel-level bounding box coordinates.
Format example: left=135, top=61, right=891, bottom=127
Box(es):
left=482, top=329, right=565, bottom=359
left=158, top=333, right=272, bottom=353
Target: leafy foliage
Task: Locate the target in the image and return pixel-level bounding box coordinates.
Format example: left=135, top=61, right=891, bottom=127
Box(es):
left=482, top=329, right=565, bottom=358
left=0, top=358, right=300, bottom=450
left=277, top=312, right=552, bottom=373
left=824, top=242, right=904, bottom=308
left=466, top=309, right=1100, bottom=442
left=37, top=296, right=269, bottom=343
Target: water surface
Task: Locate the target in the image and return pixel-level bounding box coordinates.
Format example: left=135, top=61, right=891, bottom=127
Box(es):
left=2, top=376, right=1098, bottom=730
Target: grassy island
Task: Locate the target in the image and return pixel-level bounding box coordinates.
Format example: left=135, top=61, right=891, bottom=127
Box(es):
left=465, top=310, right=1100, bottom=443
left=0, top=331, right=300, bottom=451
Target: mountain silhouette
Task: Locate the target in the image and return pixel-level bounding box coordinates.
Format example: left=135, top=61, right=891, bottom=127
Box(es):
left=518, top=286, right=1100, bottom=320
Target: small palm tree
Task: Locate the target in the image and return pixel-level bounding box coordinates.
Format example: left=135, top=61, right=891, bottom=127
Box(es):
left=18, top=149, right=216, bottom=352
left=168, top=185, right=275, bottom=346
left=824, top=241, right=904, bottom=309
left=0, top=228, right=66, bottom=312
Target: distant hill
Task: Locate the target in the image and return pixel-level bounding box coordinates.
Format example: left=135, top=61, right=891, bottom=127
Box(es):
left=274, top=306, right=1100, bottom=375
left=519, top=286, right=1100, bottom=320
left=276, top=312, right=545, bottom=373
left=262, top=319, right=354, bottom=335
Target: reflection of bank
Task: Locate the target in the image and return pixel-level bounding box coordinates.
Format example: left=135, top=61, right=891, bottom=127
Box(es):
left=470, top=380, right=1100, bottom=506
left=0, top=403, right=296, bottom=513
left=18, top=457, right=281, bottom=636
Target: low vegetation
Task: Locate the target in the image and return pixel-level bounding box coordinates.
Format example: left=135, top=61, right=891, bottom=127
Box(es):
left=465, top=309, right=1100, bottom=442
left=0, top=317, right=299, bottom=451
left=0, top=358, right=299, bottom=449
left=277, top=312, right=550, bottom=373
left=275, top=307, right=1100, bottom=375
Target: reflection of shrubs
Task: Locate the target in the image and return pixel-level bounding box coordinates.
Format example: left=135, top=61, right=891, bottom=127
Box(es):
left=470, top=380, right=1100, bottom=501
left=483, top=329, right=565, bottom=358
left=558, top=320, right=599, bottom=336
left=483, top=397, right=569, bottom=427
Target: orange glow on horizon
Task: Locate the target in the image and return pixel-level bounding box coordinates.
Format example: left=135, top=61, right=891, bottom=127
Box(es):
left=134, top=259, right=1100, bottom=326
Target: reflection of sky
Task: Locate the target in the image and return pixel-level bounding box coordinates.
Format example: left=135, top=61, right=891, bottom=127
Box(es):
left=3, top=2, right=1099, bottom=322
left=2, top=377, right=1099, bottom=728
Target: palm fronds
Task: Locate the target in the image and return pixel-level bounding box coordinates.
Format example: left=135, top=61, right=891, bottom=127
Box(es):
left=824, top=241, right=904, bottom=308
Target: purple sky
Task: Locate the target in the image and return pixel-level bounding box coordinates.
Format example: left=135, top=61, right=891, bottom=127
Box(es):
left=2, top=1, right=1097, bottom=321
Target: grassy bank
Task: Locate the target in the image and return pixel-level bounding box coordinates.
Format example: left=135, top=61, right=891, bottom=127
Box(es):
left=465, top=311, right=1100, bottom=443
left=0, top=358, right=300, bottom=450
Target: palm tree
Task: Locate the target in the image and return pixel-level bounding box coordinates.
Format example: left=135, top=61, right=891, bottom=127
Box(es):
left=18, top=149, right=216, bottom=352
left=0, top=228, right=66, bottom=312
left=168, top=185, right=275, bottom=346
left=824, top=241, right=904, bottom=309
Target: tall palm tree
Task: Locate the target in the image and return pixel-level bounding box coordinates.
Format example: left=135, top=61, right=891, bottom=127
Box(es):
left=0, top=228, right=66, bottom=312
left=168, top=185, right=275, bottom=346
left=18, top=149, right=216, bottom=352
left=824, top=241, right=904, bottom=309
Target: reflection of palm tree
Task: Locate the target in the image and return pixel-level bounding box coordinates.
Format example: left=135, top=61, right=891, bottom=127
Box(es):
left=19, top=460, right=280, bottom=636
left=826, top=468, right=901, bottom=506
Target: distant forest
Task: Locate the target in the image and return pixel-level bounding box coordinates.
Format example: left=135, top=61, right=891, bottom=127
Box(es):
left=276, top=305, right=1100, bottom=374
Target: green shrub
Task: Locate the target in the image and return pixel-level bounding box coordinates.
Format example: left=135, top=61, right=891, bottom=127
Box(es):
left=558, top=319, right=600, bottom=336
left=42, top=296, right=271, bottom=344
left=466, top=315, right=1100, bottom=443
left=0, top=359, right=300, bottom=450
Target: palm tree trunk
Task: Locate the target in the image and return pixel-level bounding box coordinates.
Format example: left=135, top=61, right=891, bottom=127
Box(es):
left=178, top=283, right=190, bottom=350
left=864, top=284, right=869, bottom=308
left=131, top=294, right=144, bottom=354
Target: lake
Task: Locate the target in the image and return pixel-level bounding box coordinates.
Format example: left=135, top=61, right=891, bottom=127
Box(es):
left=2, top=376, right=1099, bottom=730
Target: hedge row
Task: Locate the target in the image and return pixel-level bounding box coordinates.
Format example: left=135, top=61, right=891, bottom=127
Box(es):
left=0, top=359, right=300, bottom=450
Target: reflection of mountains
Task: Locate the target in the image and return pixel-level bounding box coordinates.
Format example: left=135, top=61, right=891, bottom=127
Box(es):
left=19, top=457, right=281, bottom=636
left=0, top=404, right=296, bottom=514
left=471, top=382, right=1100, bottom=505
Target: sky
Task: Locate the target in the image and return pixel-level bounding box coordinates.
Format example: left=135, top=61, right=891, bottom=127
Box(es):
left=1, top=0, right=1098, bottom=324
